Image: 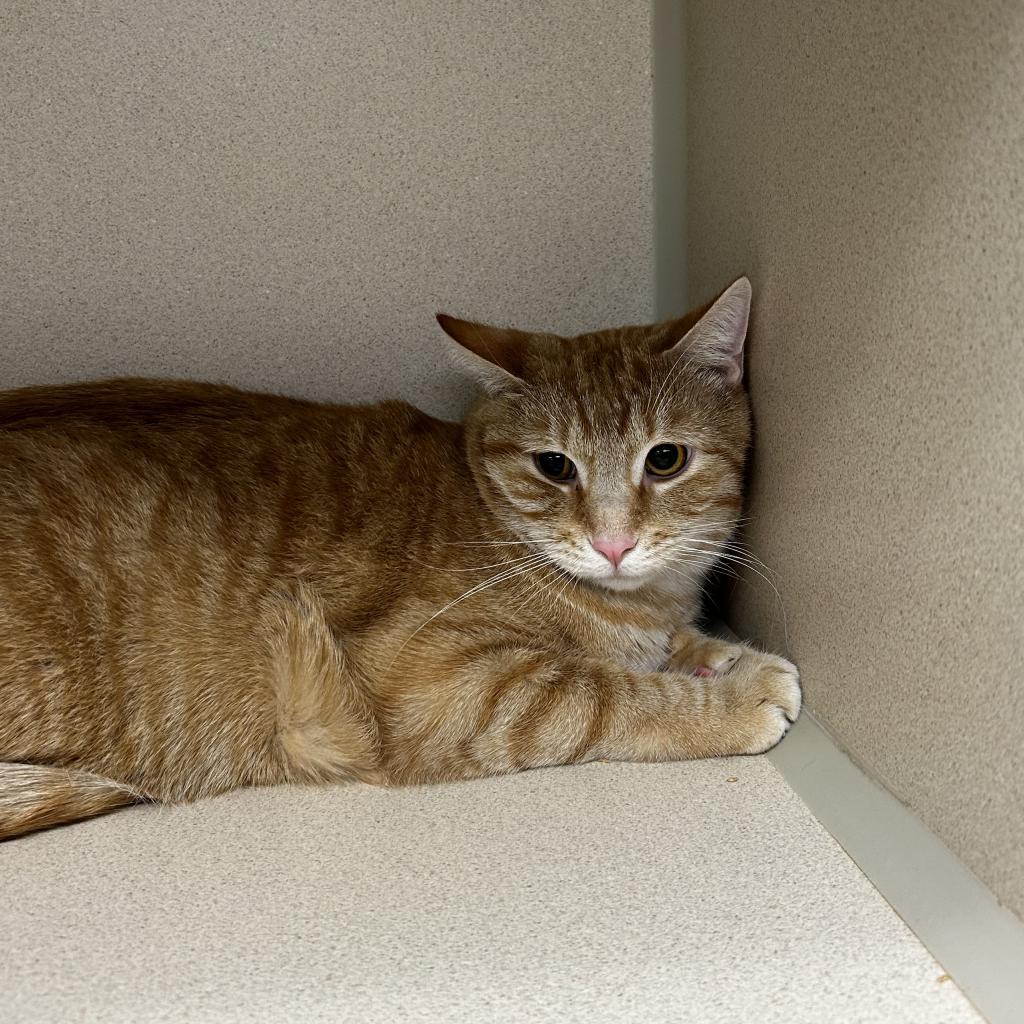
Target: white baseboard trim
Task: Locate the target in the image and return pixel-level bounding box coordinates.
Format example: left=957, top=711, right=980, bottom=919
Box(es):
left=769, top=710, right=1024, bottom=1024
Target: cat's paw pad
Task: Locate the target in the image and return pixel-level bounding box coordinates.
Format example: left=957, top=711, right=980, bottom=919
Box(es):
left=722, top=653, right=801, bottom=755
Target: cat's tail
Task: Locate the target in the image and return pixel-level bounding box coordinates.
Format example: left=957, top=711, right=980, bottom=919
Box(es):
left=0, top=762, right=142, bottom=840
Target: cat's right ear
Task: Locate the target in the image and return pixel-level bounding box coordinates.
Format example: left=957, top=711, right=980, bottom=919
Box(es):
left=658, top=277, right=752, bottom=386
left=436, top=314, right=530, bottom=394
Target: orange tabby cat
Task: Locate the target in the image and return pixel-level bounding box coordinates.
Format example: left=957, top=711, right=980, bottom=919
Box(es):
left=0, top=278, right=800, bottom=838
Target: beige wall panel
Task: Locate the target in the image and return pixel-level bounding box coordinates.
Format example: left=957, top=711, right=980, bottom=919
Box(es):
left=687, top=1, right=1024, bottom=916
left=1, top=1, right=655, bottom=418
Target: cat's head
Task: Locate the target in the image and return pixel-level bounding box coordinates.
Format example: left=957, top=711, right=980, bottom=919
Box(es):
left=439, top=279, right=752, bottom=593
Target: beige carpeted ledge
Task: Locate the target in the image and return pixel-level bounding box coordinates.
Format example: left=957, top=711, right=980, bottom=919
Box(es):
left=1, top=759, right=979, bottom=1023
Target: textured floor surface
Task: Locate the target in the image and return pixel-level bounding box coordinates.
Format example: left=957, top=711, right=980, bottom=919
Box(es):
left=1, top=759, right=981, bottom=1024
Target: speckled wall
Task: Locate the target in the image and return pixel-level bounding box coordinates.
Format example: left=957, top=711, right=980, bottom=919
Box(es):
left=1, top=2, right=655, bottom=419
left=686, top=2, right=1024, bottom=917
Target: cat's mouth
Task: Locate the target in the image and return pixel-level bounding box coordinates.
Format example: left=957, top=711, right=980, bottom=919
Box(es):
left=571, top=557, right=652, bottom=592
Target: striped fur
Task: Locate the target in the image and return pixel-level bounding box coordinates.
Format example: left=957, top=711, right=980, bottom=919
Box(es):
left=0, top=280, right=800, bottom=838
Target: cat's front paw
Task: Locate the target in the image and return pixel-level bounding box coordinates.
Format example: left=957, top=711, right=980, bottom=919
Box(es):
left=669, top=634, right=744, bottom=678
left=719, top=652, right=802, bottom=755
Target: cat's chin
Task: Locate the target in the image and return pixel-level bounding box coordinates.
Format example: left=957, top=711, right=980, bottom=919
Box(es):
left=589, top=572, right=649, bottom=593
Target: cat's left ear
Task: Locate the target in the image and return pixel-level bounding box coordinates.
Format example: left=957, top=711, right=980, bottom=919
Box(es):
left=436, top=314, right=530, bottom=394
left=661, top=276, right=752, bottom=386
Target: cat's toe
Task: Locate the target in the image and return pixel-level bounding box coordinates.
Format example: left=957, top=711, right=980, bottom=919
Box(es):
left=706, top=646, right=742, bottom=675
left=761, top=656, right=801, bottom=722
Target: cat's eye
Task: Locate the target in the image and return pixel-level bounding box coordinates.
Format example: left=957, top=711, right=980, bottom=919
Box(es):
left=534, top=451, right=577, bottom=482
left=644, top=443, right=688, bottom=478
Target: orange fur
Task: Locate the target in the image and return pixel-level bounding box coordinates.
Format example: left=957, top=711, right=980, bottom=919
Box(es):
left=0, top=280, right=800, bottom=838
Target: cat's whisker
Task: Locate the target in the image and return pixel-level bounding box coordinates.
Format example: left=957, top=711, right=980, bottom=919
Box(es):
left=677, top=547, right=782, bottom=589
left=720, top=550, right=782, bottom=584
left=389, top=553, right=552, bottom=664
left=505, top=549, right=578, bottom=616
left=688, top=514, right=750, bottom=527
left=666, top=544, right=754, bottom=579
left=439, top=539, right=538, bottom=546
left=439, top=539, right=565, bottom=553
left=427, top=537, right=566, bottom=575
left=682, top=517, right=750, bottom=536
left=406, top=552, right=545, bottom=573
left=661, top=563, right=708, bottom=590
left=677, top=530, right=776, bottom=563
left=678, top=531, right=736, bottom=548
left=509, top=564, right=567, bottom=618
left=664, top=562, right=704, bottom=582
left=683, top=538, right=783, bottom=583
left=674, top=530, right=739, bottom=547
left=666, top=544, right=790, bottom=647
left=714, top=553, right=791, bottom=647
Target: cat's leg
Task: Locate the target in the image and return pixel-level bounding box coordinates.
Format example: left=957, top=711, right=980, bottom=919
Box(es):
left=267, top=586, right=385, bottom=787
left=0, top=763, right=141, bottom=840
left=384, top=646, right=801, bottom=783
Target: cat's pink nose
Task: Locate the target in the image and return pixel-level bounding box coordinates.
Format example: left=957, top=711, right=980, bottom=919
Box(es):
left=589, top=534, right=637, bottom=569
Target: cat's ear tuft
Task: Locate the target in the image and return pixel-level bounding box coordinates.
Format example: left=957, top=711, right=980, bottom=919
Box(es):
left=663, top=276, right=752, bottom=386
left=436, top=314, right=530, bottom=394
